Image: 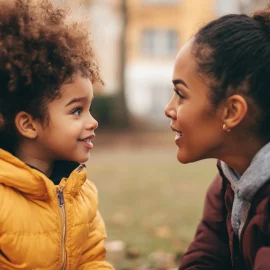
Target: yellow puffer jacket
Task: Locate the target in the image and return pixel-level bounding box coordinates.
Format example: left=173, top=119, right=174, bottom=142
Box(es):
left=0, top=149, right=114, bottom=270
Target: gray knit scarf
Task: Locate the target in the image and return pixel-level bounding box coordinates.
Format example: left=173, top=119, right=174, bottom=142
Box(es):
left=221, top=141, right=270, bottom=237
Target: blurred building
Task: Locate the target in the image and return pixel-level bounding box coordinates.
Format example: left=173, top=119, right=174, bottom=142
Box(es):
left=125, top=0, right=216, bottom=127
left=216, top=0, right=266, bottom=14
left=54, top=0, right=267, bottom=128
left=54, top=0, right=124, bottom=96
left=124, top=0, right=267, bottom=127
left=87, top=0, right=124, bottom=95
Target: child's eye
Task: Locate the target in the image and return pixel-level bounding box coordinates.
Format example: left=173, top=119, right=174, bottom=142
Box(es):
left=174, top=89, right=184, bottom=99
left=72, top=107, right=82, bottom=116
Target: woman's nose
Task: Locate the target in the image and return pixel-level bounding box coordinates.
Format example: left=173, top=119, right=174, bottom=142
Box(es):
left=164, top=99, right=176, bottom=120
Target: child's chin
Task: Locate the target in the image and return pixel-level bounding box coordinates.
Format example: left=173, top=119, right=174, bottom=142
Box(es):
left=76, top=155, right=90, bottom=164
left=67, top=153, right=90, bottom=164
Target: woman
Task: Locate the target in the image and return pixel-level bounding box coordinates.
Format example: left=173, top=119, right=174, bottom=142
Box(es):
left=165, top=4, right=270, bottom=270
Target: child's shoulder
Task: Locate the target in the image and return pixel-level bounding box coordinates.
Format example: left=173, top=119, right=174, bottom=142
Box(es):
left=84, top=178, right=98, bottom=194
left=80, top=178, right=99, bottom=206
left=0, top=183, right=27, bottom=225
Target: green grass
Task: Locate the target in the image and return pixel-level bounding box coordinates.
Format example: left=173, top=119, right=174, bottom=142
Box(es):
left=87, top=132, right=218, bottom=269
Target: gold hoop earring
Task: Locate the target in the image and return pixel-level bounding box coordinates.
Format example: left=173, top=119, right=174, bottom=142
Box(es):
left=223, top=124, right=231, bottom=132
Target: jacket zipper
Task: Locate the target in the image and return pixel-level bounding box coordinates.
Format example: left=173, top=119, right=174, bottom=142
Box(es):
left=56, top=165, right=83, bottom=269
left=77, top=164, right=85, bottom=173
left=58, top=188, right=67, bottom=270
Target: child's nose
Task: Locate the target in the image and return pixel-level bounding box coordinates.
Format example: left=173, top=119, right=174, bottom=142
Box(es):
left=92, top=117, right=98, bottom=130
left=86, top=114, right=98, bottom=130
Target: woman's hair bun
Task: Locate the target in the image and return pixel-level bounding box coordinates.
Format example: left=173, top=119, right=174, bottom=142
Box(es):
left=253, top=4, right=270, bottom=28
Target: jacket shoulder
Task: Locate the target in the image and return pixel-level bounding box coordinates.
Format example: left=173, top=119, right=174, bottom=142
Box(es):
left=79, top=179, right=99, bottom=211
left=252, top=179, right=270, bottom=211
left=0, top=184, right=3, bottom=218
left=0, top=184, right=23, bottom=230
left=202, top=172, right=227, bottom=221
left=251, top=180, right=270, bottom=223
left=205, top=173, right=225, bottom=203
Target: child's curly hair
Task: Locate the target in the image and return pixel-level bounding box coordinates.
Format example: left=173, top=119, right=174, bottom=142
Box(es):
left=0, top=0, right=102, bottom=152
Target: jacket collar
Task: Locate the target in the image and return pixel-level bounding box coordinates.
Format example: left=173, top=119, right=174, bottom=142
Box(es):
left=217, top=141, right=270, bottom=237
left=220, top=141, right=270, bottom=202
left=0, top=149, right=87, bottom=200
left=28, top=160, right=80, bottom=185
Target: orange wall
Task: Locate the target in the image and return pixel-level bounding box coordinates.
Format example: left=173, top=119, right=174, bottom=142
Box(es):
left=126, top=0, right=216, bottom=61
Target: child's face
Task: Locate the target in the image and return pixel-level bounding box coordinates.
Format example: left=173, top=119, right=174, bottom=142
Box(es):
left=165, top=39, right=225, bottom=164
left=35, top=75, right=98, bottom=163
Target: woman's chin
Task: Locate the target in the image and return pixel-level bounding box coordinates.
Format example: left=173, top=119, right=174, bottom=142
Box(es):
left=176, top=149, right=196, bottom=164
left=177, top=156, right=190, bottom=164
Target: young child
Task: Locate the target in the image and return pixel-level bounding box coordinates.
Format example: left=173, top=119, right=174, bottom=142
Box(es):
left=0, top=0, right=114, bottom=269
left=165, top=4, right=270, bottom=270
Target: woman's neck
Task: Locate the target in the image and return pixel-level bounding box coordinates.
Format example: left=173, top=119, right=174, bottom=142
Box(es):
left=220, top=136, right=267, bottom=175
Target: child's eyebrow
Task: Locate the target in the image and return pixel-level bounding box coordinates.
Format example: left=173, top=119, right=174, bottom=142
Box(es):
left=65, top=97, right=87, bottom=107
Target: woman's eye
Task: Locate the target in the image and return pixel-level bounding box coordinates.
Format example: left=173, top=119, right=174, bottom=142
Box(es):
left=72, top=108, right=82, bottom=116
left=174, top=89, right=184, bottom=99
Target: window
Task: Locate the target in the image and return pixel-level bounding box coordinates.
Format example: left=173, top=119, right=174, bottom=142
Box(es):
left=143, top=0, right=178, bottom=4
left=215, top=0, right=240, bottom=14
left=141, top=29, right=178, bottom=57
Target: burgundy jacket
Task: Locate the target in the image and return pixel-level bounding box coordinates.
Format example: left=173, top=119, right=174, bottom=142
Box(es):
left=179, top=161, right=270, bottom=270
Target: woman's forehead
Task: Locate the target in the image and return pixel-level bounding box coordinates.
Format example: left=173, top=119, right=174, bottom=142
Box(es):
left=173, top=40, right=214, bottom=91
left=173, top=40, right=196, bottom=76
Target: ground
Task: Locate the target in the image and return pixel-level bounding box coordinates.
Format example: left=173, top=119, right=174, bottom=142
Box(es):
left=86, top=129, right=217, bottom=269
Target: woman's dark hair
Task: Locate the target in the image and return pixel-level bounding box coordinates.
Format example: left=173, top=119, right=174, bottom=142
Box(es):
left=193, top=4, right=270, bottom=139
left=0, top=0, right=102, bottom=153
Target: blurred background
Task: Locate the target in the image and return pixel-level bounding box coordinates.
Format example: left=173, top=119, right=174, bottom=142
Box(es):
left=56, top=0, right=267, bottom=269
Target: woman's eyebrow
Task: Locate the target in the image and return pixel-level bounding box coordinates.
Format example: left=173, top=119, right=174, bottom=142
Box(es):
left=172, top=79, right=189, bottom=89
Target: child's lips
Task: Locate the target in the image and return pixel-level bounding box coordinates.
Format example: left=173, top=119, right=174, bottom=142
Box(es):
left=81, top=140, right=93, bottom=149
left=79, top=134, right=95, bottom=141
left=78, top=134, right=95, bottom=149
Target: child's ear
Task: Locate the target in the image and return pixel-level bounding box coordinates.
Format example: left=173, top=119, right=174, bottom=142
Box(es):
left=221, top=94, right=248, bottom=130
left=14, top=111, right=38, bottom=139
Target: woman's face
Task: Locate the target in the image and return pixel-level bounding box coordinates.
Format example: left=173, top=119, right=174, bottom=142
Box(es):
left=165, top=39, right=226, bottom=164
